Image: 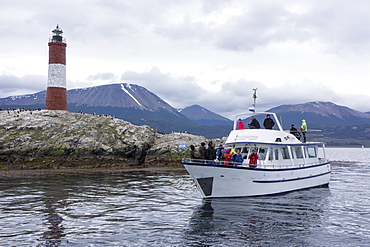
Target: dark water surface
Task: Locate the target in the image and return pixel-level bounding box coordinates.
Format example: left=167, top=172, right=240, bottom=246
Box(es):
left=1, top=147, right=370, bottom=246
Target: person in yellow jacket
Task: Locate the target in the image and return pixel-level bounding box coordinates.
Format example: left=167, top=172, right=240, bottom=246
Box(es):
left=300, top=119, right=307, bottom=142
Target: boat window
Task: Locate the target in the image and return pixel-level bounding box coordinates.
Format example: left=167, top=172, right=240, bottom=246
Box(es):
left=274, top=149, right=279, bottom=160
left=240, top=146, right=252, bottom=159
left=242, top=146, right=249, bottom=154
left=268, top=148, right=273, bottom=160
left=295, top=147, right=304, bottom=159
left=258, top=148, right=267, bottom=160
left=307, top=147, right=317, bottom=158
left=281, top=147, right=290, bottom=159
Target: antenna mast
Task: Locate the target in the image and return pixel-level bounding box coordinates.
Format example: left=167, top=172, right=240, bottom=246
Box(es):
left=249, top=88, right=257, bottom=112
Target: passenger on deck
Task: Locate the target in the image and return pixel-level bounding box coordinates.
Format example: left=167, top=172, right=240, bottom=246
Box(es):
left=232, top=149, right=243, bottom=164
left=216, top=145, right=225, bottom=161
left=206, top=142, right=216, bottom=160
left=189, top=145, right=196, bottom=159
left=199, top=142, right=207, bottom=159
left=247, top=116, right=260, bottom=129
left=237, top=119, right=245, bottom=129
left=290, top=124, right=301, bottom=140
left=300, top=119, right=307, bottom=143
left=248, top=150, right=259, bottom=168
left=225, top=149, right=232, bottom=165
left=263, top=114, right=275, bottom=129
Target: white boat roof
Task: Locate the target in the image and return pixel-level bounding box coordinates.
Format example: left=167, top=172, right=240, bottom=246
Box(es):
left=226, top=111, right=322, bottom=146
left=225, top=129, right=301, bottom=145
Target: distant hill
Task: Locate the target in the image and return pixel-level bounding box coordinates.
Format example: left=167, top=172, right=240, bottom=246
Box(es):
left=2, top=86, right=370, bottom=142
left=180, top=104, right=232, bottom=126
left=267, top=101, right=370, bottom=129
left=0, top=83, right=231, bottom=138
left=0, top=90, right=46, bottom=106
left=319, top=123, right=370, bottom=146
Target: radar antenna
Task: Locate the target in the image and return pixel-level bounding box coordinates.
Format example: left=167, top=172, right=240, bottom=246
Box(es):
left=249, top=88, right=258, bottom=112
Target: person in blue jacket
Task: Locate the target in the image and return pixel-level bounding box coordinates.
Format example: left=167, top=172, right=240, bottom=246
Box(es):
left=232, top=149, right=243, bottom=164
left=216, top=145, right=225, bottom=161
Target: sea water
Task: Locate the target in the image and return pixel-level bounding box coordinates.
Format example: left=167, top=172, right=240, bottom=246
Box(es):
left=0, top=147, right=369, bottom=246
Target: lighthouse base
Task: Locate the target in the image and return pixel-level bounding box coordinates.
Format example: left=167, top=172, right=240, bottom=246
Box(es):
left=46, top=87, right=67, bottom=110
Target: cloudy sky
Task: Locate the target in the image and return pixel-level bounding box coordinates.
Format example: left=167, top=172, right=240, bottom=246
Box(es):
left=1, top=0, right=370, bottom=118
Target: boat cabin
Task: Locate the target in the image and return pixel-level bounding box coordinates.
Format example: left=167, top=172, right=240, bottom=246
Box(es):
left=221, top=143, right=325, bottom=169
left=222, top=111, right=327, bottom=168
left=186, top=111, right=328, bottom=169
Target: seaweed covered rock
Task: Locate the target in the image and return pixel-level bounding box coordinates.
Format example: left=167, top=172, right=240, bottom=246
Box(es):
left=0, top=110, right=218, bottom=169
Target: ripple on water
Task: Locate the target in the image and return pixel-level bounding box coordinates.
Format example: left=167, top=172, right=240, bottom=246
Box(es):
left=0, top=160, right=370, bottom=246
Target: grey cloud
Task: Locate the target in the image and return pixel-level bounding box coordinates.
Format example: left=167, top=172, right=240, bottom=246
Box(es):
left=121, top=69, right=278, bottom=116
left=299, top=2, right=370, bottom=53
left=2, top=0, right=370, bottom=116
left=154, top=2, right=299, bottom=51
left=214, top=3, right=293, bottom=51
left=121, top=67, right=201, bottom=106
left=87, top=73, right=117, bottom=81
left=153, top=1, right=370, bottom=54
left=120, top=68, right=370, bottom=117
left=0, top=74, right=46, bottom=97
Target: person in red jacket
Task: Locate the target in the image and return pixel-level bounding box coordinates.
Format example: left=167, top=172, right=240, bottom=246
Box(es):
left=237, top=119, right=245, bottom=129
left=225, top=149, right=232, bottom=165
left=248, top=150, right=259, bottom=168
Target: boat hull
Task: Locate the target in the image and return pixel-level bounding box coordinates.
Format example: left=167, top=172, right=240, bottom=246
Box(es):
left=183, top=162, right=331, bottom=198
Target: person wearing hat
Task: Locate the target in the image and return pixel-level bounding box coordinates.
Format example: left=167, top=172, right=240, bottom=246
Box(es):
left=237, top=119, right=245, bottom=130
left=263, top=114, right=275, bottom=129
left=224, top=149, right=231, bottom=165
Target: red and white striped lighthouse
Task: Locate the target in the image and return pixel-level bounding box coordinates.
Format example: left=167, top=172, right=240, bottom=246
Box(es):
left=46, top=25, right=67, bottom=110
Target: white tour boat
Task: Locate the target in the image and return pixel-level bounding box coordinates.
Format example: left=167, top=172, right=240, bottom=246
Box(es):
left=182, top=91, right=331, bottom=198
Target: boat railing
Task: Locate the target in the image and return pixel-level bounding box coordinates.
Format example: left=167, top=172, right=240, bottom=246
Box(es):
left=233, top=111, right=283, bottom=131
left=182, top=158, right=328, bottom=169
left=182, top=158, right=245, bottom=167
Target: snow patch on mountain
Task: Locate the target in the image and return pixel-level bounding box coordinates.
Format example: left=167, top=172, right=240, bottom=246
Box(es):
left=121, top=83, right=142, bottom=107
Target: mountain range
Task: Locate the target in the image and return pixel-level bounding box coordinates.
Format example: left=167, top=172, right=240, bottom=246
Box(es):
left=1, top=83, right=370, bottom=144
left=269, top=101, right=370, bottom=128
left=0, top=84, right=232, bottom=138
left=180, top=105, right=232, bottom=126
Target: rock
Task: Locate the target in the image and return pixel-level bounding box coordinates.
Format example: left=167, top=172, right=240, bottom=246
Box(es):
left=0, top=110, right=219, bottom=168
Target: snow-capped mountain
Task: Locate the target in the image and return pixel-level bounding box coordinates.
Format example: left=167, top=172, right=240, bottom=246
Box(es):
left=180, top=105, right=232, bottom=126
left=2, top=85, right=370, bottom=140
left=0, top=83, right=196, bottom=132
left=268, top=101, right=370, bottom=128
left=68, top=83, right=178, bottom=113
left=0, top=90, right=46, bottom=106
left=0, top=83, right=234, bottom=137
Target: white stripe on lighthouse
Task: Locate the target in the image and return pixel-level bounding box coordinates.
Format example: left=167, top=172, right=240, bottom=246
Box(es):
left=47, top=64, right=66, bottom=88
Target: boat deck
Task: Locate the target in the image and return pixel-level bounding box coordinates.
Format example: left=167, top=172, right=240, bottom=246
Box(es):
left=182, top=158, right=328, bottom=169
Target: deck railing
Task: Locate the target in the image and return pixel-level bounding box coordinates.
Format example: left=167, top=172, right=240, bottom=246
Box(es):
left=182, top=158, right=328, bottom=169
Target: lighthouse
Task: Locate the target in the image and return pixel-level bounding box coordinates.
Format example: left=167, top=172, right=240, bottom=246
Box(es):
left=46, top=25, right=67, bottom=110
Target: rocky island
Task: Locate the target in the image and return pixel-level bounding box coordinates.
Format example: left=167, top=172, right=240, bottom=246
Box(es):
left=0, top=109, right=218, bottom=174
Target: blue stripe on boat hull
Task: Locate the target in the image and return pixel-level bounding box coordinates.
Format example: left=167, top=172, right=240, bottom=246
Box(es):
left=182, top=161, right=330, bottom=172
left=253, top=171, right=331, bottom=183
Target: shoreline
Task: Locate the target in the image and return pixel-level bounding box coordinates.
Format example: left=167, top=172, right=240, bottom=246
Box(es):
left=0, top=165, right=187, bottom=179
left=0, top=155, right=187, bottom=178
